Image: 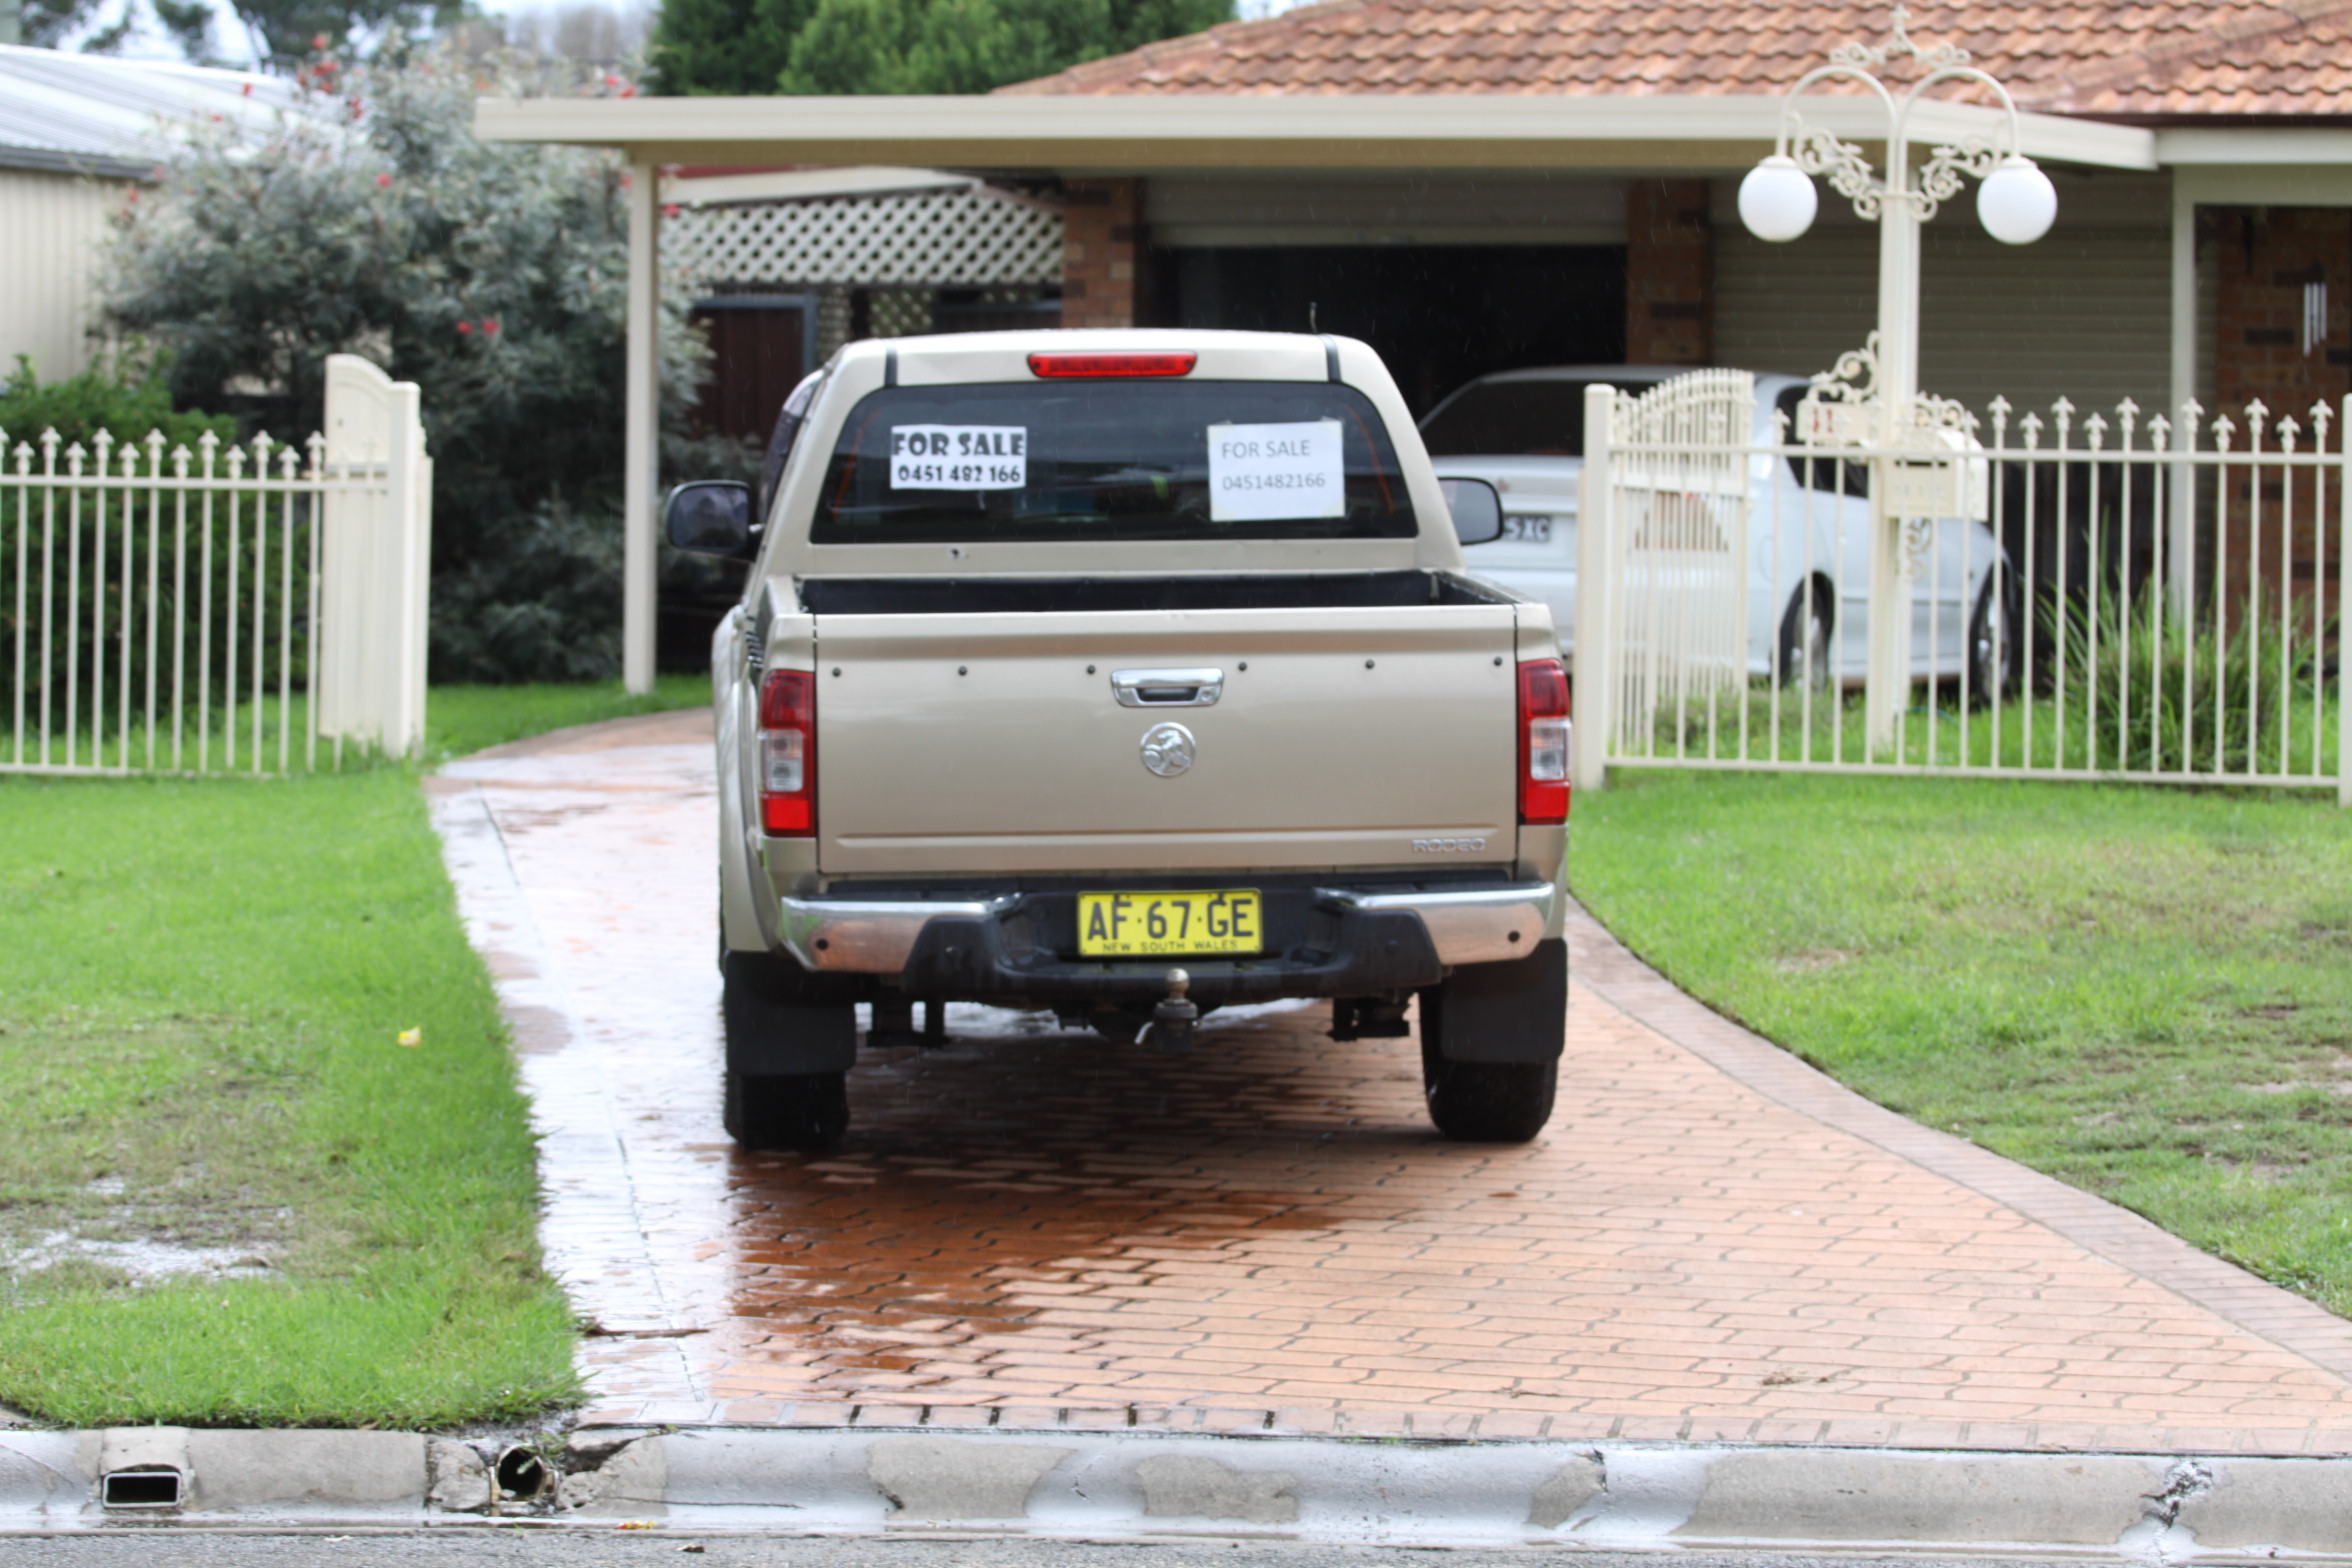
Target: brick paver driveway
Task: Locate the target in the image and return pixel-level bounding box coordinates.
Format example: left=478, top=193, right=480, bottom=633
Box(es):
left=431, top=711, right=2352, bottom=1453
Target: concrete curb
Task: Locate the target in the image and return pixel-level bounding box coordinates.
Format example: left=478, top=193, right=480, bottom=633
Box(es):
left=7, top=1426, right=2352, bottom=1556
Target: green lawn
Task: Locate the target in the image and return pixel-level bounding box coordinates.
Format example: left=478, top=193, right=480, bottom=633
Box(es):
left=0, top=678, right=711, bottom=1428
left=1570, top=769, right=2352, bottom=1317
left=426, top=674, right=708, bottom=763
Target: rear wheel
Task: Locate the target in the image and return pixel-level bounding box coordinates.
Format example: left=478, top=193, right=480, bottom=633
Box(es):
left=1420, top=1043, right=1559, bottom=1143
left=1965, top=570, right=2017, bottom=706
left=1415, top=940, right=1566, bottom=1143
left=1776, top=578, right=1835, bottom=690
left=723, top=1068, right=849, bottom=1150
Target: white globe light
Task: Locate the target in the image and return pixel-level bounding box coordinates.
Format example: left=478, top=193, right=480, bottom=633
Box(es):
left=1738, top=155, right=1818, bottom=243
left=1977, top=156, right=2057, bottom=245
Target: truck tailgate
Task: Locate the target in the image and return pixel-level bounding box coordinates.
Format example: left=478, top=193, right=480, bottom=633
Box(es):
left=811, top=603, right=1520, bottom=877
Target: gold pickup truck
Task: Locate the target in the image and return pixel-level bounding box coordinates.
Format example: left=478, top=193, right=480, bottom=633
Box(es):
left=666, top=330, right=1569, bottom=1151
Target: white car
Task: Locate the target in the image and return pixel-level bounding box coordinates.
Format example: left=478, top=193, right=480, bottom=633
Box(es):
left=1421, top=365, right=2016, bottom=693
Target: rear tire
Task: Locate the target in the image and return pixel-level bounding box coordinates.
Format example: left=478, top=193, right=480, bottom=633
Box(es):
left=1420, top=1041, right=1559, bottom=1143
left=1965, top=570, right=2017, bottom=706
left=1776, top=578, right=1834, bottom=690
left=1415, top=940, right=1566, bottom=1142
left=723, top=1068, right=849, bottom=1150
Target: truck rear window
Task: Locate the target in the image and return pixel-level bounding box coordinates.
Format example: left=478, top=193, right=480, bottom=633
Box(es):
left=809, top=382, right=1416, bottom=544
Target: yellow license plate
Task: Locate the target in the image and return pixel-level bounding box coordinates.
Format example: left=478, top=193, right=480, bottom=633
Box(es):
left=1078, top=890, right=1262, bottom=957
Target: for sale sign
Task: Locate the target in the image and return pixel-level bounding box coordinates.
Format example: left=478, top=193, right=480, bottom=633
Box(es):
left=890, top=425, right=1028, bottom=490
left=1205, top=419, right=1345, bottom=523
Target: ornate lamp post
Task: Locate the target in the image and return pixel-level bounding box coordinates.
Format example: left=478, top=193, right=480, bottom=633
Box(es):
left=1735, top=5, right=2057, bottom=751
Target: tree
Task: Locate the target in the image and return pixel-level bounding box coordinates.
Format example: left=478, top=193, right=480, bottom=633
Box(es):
left=651, top=0, right=1229, bottom=96
left=645, top=0, right=811, bottom=95
left=219, top=0, right=458, bottom=70
left=102, top=47, right=732, bottom=683
left=19, top=0, right=135, bottom=51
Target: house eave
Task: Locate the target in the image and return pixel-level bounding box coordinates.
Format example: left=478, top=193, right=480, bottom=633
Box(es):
left=474, top=93, right=2160, bottom=174
left=0, top=144, right=154, bottom=181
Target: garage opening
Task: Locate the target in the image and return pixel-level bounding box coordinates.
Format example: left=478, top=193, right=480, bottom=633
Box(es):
left=1160, top=245, right=1627, bottom=417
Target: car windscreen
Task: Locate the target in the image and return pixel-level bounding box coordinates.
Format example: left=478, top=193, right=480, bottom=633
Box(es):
left=809, top=381, right=1415, bottom=544
left=1418, top=381, right=1599, bottom=458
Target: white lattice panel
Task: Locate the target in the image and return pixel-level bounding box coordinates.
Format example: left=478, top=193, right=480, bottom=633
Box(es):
left=666, top=188, right=1062, bottom=289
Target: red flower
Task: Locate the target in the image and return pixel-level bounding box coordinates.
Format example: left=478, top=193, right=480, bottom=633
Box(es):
left=311, top=32, right=327, bottom=48
left=603, top=73, right=619, bottom=87
left=662, top=202, right=679, bottom=218
left=457, top=321, right=473, bottom=335
left=376, top=172, right=392, bottom=188
left=620, top=84, right=637, bottom=98
left=482, top=318, right=500, bottom=335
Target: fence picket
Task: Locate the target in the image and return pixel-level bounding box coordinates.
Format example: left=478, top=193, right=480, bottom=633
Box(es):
left=1583, top=371, right=2348, bottom=802
left=2, top=356, right=430, bottom=778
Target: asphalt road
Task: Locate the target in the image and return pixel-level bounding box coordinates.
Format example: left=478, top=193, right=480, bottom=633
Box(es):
left=0, top=1535, right=2099, bottom=1568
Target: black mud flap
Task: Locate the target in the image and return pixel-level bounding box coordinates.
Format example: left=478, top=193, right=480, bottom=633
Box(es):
left=722, top=951, right=857, bottom=1075
left=1419, top=938, right=1567, bottom=1064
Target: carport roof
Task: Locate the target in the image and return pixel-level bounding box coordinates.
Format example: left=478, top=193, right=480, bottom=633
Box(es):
left=474, top=92, right=2158, bottom=172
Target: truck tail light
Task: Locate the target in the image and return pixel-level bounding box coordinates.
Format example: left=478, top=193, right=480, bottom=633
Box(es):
left=758, top=669, right=815, bottom=836
left=1026, top=351, right=1197, bottom=379
left=1518, top=658, right=1570, bottom=824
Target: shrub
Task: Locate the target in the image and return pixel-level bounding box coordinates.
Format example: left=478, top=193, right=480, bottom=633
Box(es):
left=0, top=356, right=237, bottom=461
left=2052, top=586, right=2324, bottom=776
left=100, top=45, right=738, bottom=685
left=0, top=359, right=258, bottom=755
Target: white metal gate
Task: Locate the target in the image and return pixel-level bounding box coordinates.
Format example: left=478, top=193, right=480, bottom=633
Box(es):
left=1575, top=366, right=2350, bottom=806
left=2, top=354, right=432, bottom=776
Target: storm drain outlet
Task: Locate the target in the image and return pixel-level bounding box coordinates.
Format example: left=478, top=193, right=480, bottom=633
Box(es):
left=496, top=1447, right=553, bottom=1501
left=102, top=1468, right=184, bottom=1509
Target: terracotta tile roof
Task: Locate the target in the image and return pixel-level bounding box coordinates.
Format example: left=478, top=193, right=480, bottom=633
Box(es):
left=996, top=1, right=2352, bottom=118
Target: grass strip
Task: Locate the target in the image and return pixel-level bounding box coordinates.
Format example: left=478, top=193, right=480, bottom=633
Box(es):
left=0, top=678, right=710, bottom=1427
left=426, top=674, right=708, bottom=764
left=1569, top=769, right=2352, bottom=1317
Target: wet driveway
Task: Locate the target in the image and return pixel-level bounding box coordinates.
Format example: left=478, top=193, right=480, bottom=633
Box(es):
left=428, top=710, right=2352, bottom=1451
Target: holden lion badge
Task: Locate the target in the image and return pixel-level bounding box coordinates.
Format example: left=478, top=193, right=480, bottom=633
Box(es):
left=1140, top=722, right=1196, bottom=778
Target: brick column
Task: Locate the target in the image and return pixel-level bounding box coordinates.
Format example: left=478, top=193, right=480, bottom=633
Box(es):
left=2212, top=207, right=2351, bottom=622
left=1061, top=178, right=1146, bottom=330
left=1625, top=179, right=1714, bottom=366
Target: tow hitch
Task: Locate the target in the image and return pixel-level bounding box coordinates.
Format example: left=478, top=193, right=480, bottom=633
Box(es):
left=1145, top=967, right=1199, bottom=1055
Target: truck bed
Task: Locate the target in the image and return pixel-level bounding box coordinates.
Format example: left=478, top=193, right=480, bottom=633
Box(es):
left=798, top=571, right=1523, bottom=879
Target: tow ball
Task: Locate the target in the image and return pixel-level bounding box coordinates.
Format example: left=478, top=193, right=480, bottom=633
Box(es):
left=1144, top=967, right=1199, bottom=1055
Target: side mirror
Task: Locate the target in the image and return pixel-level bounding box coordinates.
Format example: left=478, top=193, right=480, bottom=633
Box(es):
left=663, top=481, right=755, bottom=558
left=1438, top=477, right=1504, bottom=547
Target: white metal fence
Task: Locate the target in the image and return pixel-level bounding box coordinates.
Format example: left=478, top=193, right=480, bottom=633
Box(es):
left=2, top=354, right=431, bottom=777
left=1575, top=373, right=2350, bottom=806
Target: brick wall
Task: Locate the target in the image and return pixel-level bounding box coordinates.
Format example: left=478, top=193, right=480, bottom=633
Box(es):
left=1060, top=178, right=1146, bottom=330
left=1625, top=178, right=1713, bottom=366
left=2211, top=207, right=2350, bottom=617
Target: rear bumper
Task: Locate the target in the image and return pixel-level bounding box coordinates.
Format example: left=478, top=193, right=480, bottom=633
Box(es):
left=773, top=880, right=1557, bottom=1006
